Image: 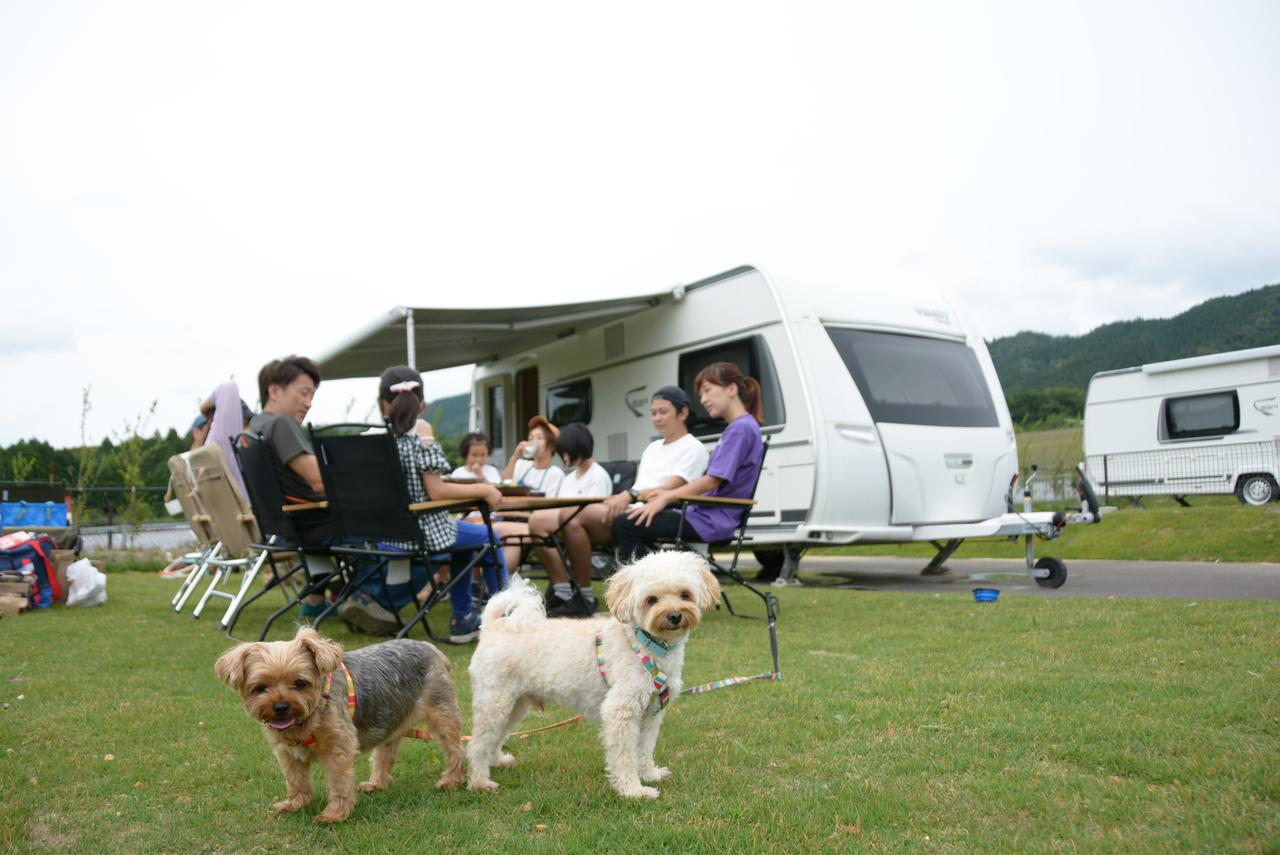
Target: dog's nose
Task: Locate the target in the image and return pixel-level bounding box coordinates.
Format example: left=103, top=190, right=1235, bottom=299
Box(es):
left=272, top=701, right=291, bottom=717
left=666, top=611, right=683, bottom=627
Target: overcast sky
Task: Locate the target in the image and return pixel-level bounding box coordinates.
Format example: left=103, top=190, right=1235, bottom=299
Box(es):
left=2, top=0, right=1277, bottom=449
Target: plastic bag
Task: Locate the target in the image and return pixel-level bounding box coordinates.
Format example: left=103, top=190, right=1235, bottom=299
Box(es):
left=66, top=558, right=107, bottom=607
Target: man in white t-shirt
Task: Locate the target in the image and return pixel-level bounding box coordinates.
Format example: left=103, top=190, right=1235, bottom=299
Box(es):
left=540, top=386, right=709, bottom=617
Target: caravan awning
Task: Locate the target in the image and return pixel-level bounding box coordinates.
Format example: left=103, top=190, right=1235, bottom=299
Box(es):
left=317, top=287, right=684, bottom=380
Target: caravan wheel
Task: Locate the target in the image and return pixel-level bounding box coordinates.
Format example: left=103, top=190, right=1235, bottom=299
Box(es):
left=1235, top=474, right=1277, bottom=507
left=1034, top=557, right=1068, bottom=589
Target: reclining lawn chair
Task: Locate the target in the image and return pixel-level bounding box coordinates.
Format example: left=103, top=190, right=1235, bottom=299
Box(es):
left=307, top=425, right=501, bottom=644
left=166, top=452, right=222, bottom=611
left=167, top=445, right=270, bottom=622
left=230, top=433, right=350, bottom=641
left=653, top=437, right=780, bottom=678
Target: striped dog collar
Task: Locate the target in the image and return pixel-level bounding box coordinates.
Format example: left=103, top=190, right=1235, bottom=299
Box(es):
left=595, top=629, right=670, bottom=712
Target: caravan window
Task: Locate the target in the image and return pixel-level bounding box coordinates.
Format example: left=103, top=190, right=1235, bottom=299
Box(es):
left=546, top=380, right=592, bottom=426
left=1164, top=391, right=1239, bottom=440
left=485, top=384, right=505, bottom=452
left=827, top=328, right=999, bottom=427
left=677, top=336, right=784, bottom=436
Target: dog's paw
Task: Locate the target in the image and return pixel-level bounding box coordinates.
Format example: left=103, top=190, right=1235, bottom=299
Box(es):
left=641, top=766, right=671, bottom=783
left=273, top=796, right=308, bottom=813
left=436, top=772, right=465, bottom=790
left=358, top=778, right=389, bottom=794
left=619, top=785, right=660, bottom=800
left=314, top=804, right=354, bottom=823
left=468, top=778, right=500, bottom=793
left=495, top=752, right=517, bottom=770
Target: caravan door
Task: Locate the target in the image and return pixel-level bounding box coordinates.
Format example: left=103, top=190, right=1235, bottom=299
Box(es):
left=827, top=328, right=1014, bottom=525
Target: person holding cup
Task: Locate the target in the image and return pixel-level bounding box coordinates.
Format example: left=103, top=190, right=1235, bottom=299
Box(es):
left=500, top=415, right=565, bottom=497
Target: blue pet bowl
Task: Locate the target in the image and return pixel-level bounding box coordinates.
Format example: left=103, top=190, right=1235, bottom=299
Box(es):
left=972, top=587, right=1000, bottom=603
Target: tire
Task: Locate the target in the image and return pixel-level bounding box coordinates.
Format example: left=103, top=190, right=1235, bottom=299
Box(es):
left=1034, top=556, right=1068, bottom=589
left=1235, top=474, right=1277, bottom=507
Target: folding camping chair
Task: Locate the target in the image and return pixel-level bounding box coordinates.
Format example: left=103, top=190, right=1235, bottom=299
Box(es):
left=171, top=443, right=277, bottom=623
left=307, top=425, right=501, bottom=644
left=166, top=452, right=223, bottom=612
left=230, top=433, right=349, bottom=640
left=653, top=437, right=780, bottom=677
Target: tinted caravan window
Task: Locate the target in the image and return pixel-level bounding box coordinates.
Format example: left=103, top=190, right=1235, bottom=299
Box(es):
left=546, top=379, right=592, bottom=426
left=485, top=384, right=505, bottom=452
left=1164, top=391, right=1239, bottom=439
left=677, top=336, right=784, bottom=436
left=827, top=328, right=999, bottom=427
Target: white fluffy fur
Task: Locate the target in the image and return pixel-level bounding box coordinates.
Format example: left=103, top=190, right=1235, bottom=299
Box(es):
left=467, top=551, right=720, bottom=799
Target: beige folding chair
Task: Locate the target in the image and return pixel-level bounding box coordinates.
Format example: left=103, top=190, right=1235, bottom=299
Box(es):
left=168, top=452, right=224, bottom=611
left=181, top=444, right=281, bottom=624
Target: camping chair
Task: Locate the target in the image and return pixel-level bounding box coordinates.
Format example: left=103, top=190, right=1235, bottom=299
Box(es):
left=173, top=443, right=277, bottom=623
left=653, top=436, right=780, bottom=677
left=166, top=452, right=224, bottom=612
left=230, top=433, right=349, bottom=641
left=307, top=425, right=500, bottom=644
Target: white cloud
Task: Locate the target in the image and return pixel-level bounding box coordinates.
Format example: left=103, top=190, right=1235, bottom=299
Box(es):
left=1, top=0, right=1277, bottom=446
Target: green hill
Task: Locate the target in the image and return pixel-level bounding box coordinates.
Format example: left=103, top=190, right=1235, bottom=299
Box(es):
left=988, top=282, right=1280, bottom=393
left=424, top=392, right=470, bottom=436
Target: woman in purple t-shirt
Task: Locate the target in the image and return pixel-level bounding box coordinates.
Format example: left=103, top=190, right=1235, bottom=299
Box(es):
left=612, top=362, right=764, bottom=561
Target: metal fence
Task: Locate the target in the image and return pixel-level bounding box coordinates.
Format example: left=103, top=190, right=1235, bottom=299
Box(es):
left=80, top=521, right=196, bottom=553
left=1086, top=438, right=1280, bottom=501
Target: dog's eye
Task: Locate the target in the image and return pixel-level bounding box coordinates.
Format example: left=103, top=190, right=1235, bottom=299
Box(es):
left=293, top=680, right=309, bottom=690
left=252, top=685, right=267, bottom=695
left=645, top=595, right=658, bottom=606
left=680, top=590, right=692, bottom=601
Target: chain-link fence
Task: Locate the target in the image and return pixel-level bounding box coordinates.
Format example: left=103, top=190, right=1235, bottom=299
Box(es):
left=1086, top=439, right=1280, bottom=501
left=80, top=521, right=196, bottom=553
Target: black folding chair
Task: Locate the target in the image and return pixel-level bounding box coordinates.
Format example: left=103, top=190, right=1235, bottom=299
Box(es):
left=308, top=425, right=500, bottom=644
left=654, top=437, right=779, bottom=676
left=227, top=432, right=348, bottom=641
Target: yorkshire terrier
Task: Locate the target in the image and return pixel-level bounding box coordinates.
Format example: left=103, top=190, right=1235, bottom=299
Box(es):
left=215, top=626, right=466, bottom=822
left=467, top=551, right=720, bottom=799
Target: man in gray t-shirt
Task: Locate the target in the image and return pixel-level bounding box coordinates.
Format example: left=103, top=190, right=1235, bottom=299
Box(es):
left=248, top=410, right=324, bottom=506
left=251, top=356, right=332, bottom=545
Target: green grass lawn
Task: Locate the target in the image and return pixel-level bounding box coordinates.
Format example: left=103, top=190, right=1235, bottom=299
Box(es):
left=1, top=572, right=1277, bottom=853
left=816, top=497, right=1280, bottom=564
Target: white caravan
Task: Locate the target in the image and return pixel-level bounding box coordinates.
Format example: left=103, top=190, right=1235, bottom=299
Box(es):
left=1084, top=345, right=1280, bottom=506
left=319, top=265, right=1099, bottom=585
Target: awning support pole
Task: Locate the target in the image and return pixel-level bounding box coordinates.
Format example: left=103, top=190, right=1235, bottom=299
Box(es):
left=405, top=308, right=416, bottom=369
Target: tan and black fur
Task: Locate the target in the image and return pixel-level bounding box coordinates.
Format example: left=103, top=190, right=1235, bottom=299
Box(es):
left=215, top=626, right=465, bottom=822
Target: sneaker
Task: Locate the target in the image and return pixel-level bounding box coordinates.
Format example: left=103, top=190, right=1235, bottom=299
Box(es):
left=544, top=586, right=571, bottom=612
left=299, top=600, right=328, bottom=620
left=338, top=592, right=398, bottom=636
left=548, top=595, right=596, bottom=619
left=449, top=610, right=481, bottom=643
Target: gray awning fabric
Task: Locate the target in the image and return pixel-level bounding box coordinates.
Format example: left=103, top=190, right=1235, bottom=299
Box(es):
left=317, top=289, right=677, bottom=380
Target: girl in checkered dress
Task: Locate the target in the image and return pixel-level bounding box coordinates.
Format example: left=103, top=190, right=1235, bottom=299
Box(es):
left=378, top=366, right=508, bottom=643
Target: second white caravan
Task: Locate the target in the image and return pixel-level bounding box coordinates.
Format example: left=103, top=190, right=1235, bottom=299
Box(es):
left=1084, top=345, right=1280, bottom=505
left=319, top=265, right=1099, bottom=585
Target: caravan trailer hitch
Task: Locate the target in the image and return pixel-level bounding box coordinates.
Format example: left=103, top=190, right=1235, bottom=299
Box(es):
left=1019, top=463, right=1102, bottom=588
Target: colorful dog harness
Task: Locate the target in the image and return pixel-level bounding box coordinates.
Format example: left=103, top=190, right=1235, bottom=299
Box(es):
left=298, top=662, right=356, bottom=750
left=595, top=627, right=671, bottom=712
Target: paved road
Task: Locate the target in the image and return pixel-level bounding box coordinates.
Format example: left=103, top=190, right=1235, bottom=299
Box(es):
left=748, top=555, right=1280, bottom=600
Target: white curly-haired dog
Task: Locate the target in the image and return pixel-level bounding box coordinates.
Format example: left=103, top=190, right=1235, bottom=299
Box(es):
left=466, top=551, right=720, bottom=799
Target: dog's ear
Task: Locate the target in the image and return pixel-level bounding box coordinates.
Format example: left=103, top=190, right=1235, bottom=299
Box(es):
left=695, top=561, right=721, bottom=612
left=294, top=626, right=344, bottom=674
left=214, top=643, right=258, bottom=691
left=605, top=562, right=636, bottom=622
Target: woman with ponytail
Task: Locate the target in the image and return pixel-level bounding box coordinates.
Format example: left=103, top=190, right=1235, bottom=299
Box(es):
left=373, top=366, right=507, bottom=643
left=612, top=361, right=765, bottom=560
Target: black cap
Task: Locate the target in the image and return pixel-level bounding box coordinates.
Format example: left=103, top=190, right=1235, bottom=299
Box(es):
left=651, top=385, right=691, bottom=411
